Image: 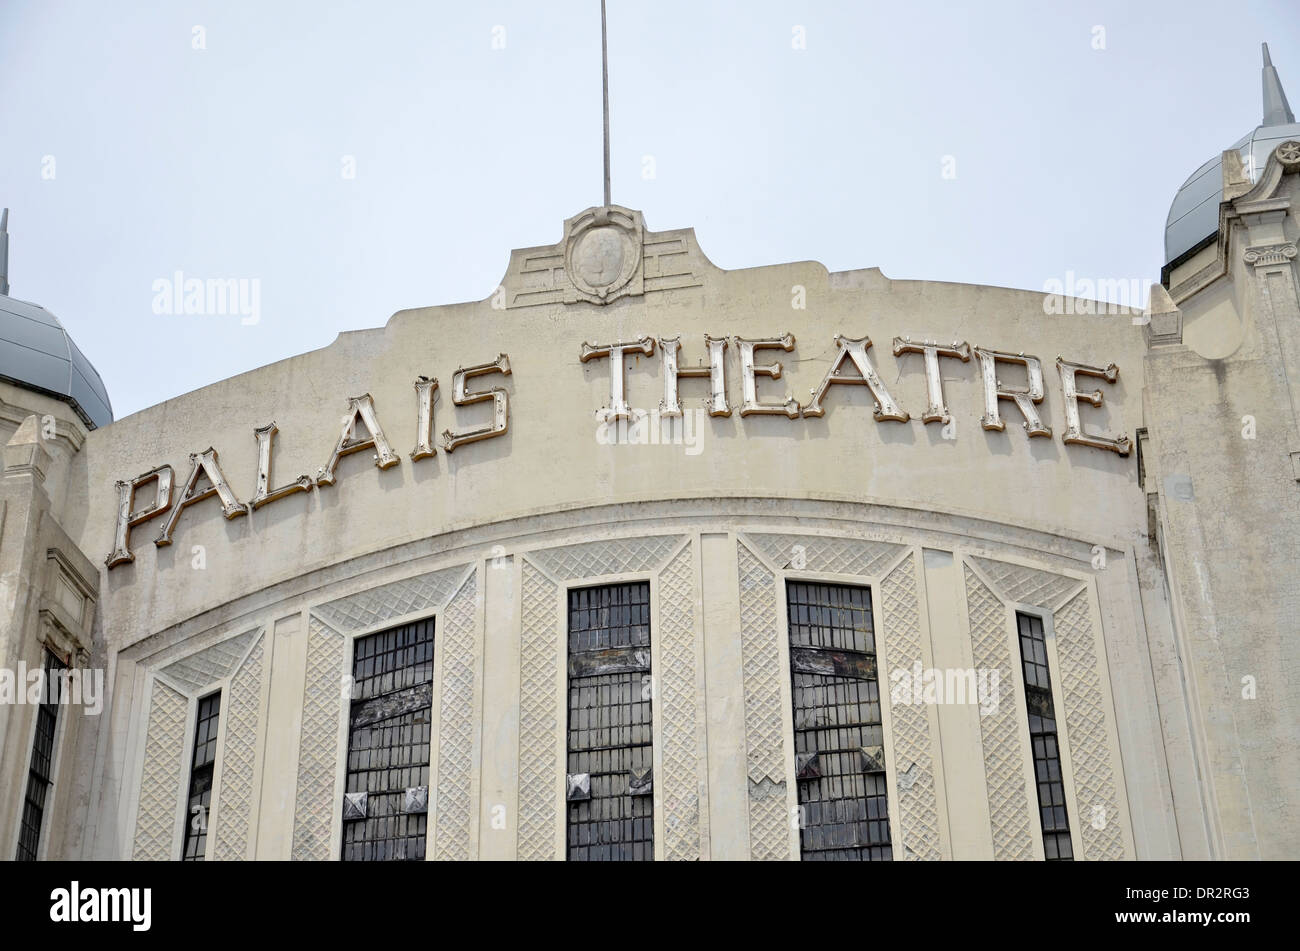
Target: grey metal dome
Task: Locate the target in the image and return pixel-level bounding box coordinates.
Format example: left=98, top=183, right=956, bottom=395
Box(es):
left=0, top=211, right=113, bottom=429
left=1166, top=44, right=1297, bottom=264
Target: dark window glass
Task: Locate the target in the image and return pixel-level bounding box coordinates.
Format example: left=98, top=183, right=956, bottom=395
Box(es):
left=342, top=618, right=434, bottom=861
left=182, top=691, right=221, bottom=860
left=786, top=581, right=891, bottom=861
left=566, top=582, right=654, bottom=861
left=1016, top=612, right=1073, bottom=861
left=16, top=650, right=67, bottom=861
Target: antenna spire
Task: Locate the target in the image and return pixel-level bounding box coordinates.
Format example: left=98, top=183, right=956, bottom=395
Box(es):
left=0, top=208, right=9, bottom=297
left=1262, top=42, right=1294, bottom=126
left=601, top=1, right=611, bottom=207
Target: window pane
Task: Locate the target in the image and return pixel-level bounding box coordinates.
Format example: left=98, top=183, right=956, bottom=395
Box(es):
left=1016, top=612, right=1073, bottom=861
left=566, top=582, right=654, bottom=861
left=15, top=650, right=67, bottom=861
left=182, top=691, right=222, bottom=861
left=342, top=617, right=434, bottom=861
left=786, top=581, right=891, bottom=861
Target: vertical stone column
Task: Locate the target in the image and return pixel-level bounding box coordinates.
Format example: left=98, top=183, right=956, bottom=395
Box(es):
left=701, top=532, right=748, bottom=859
left=257, top=611, right=308, bottom=859
left=480, top=554, right=520, bottom=860
left=923, top=549, right=990, bottom=859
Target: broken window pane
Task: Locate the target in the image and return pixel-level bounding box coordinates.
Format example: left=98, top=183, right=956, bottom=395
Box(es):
left=786, top=581, right=892, bottom=861
left=342, top=617, right=434, bottom=861
left=566, top=582, right=654, bottom=861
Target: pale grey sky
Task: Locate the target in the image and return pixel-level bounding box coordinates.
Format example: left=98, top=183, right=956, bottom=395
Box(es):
left=2, top=0, right=1298, bottom=420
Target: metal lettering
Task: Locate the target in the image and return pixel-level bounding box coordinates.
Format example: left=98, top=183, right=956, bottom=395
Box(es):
left=804, top=334, right=908, bottom=421
left=105, top=466, right=174, bottom=567
left=737, top=333, right=800, bottom=418
left=658, top=334, right=730, bottom=417
left=251, top=422, right=312, bottom=510
left=891, top=338, right=970, bottom=423
left=411, top=376, right=439, bottom=461
left=316, top=393, right=400, bottom=486
left=1056, top=357, right=1131, bottom=455
left=973, top=347, right=1051, bottom=437
left=580, top=337, right=654, bottom=421
left=156, top=448, right=247, bottom=547
left=443, top=354, right=512, bottom=452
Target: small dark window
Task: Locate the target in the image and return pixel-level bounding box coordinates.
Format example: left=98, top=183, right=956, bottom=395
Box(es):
left=342, top=618, right=434, bottom=861
left=786, top=581, right=891, bottom=861
left=1016, top=612, right=1072, bottom=861
left=15, top=650, right=67, bottom=861
left=182, top=692, right=221, bottom=861
left=566, top=582, right=654, bottom=861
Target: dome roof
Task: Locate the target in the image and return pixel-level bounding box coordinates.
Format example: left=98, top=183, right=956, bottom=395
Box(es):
left=0, top=209, right=112, bottom=430
left=1165, top=44, right=1297, bottom=264
left=0, top=293, right=113, bottom=430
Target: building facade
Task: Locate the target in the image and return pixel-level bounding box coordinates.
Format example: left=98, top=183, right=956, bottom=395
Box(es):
left=1, top=53, right=1297, bottom=862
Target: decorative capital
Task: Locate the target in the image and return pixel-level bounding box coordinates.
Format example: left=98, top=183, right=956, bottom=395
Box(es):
left=1243, top=241, right=1298, bottom=268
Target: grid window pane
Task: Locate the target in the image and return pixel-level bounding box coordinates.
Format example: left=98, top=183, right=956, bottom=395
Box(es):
left=15, top=651, right=67, bottom=861
left=566, top=582, right=654, bottom=861
left=342, top=617, right=434, bottom=861
left=1016, top=612, right=1073, bottom=861
left=786, top=581, right=892, bottom=861
left=182, top=691, right=221, bottom=861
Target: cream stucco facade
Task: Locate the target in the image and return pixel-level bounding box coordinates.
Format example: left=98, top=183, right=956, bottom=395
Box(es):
left=2, top=126, right=1299, bottom=862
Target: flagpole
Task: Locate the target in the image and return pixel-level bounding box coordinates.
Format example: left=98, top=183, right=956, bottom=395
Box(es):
left=601, top=0, right=611, bottom=207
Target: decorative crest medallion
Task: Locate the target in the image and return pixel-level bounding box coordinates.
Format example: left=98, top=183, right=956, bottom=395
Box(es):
left=563, top=205, right=644, bottom=304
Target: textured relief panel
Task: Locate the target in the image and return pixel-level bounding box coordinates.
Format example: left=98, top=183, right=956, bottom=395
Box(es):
left=212, top=635, right=264, bottom=861
left=434, top=571, right=478, bottom=860
left=737, top=540, right=790, bottom=860
left=746, top=533, right=906, bottom=578
left=970, top=556, right=1083, bottom=611
left=880, top=554, right=941, bottom=860
left=161, top=627, right=260, bottom=695
left=642, top=233, right=707, bottom=294
left=747, top=778, right=790, bottom=861
left=133, top=681, right=188, bottom=860
left=313, top=565, right=467, bottom=634
left=517, top=559, right=561, bottom=860
left=291, top=619, right=345, bottom=861
left=527, top=535, right=681, bottom=581
left=657, top=543, right=701, bottom=861
left=965, top=564, right=1035, bottom=860
left=1054, top=590, right=1127, bottom=860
